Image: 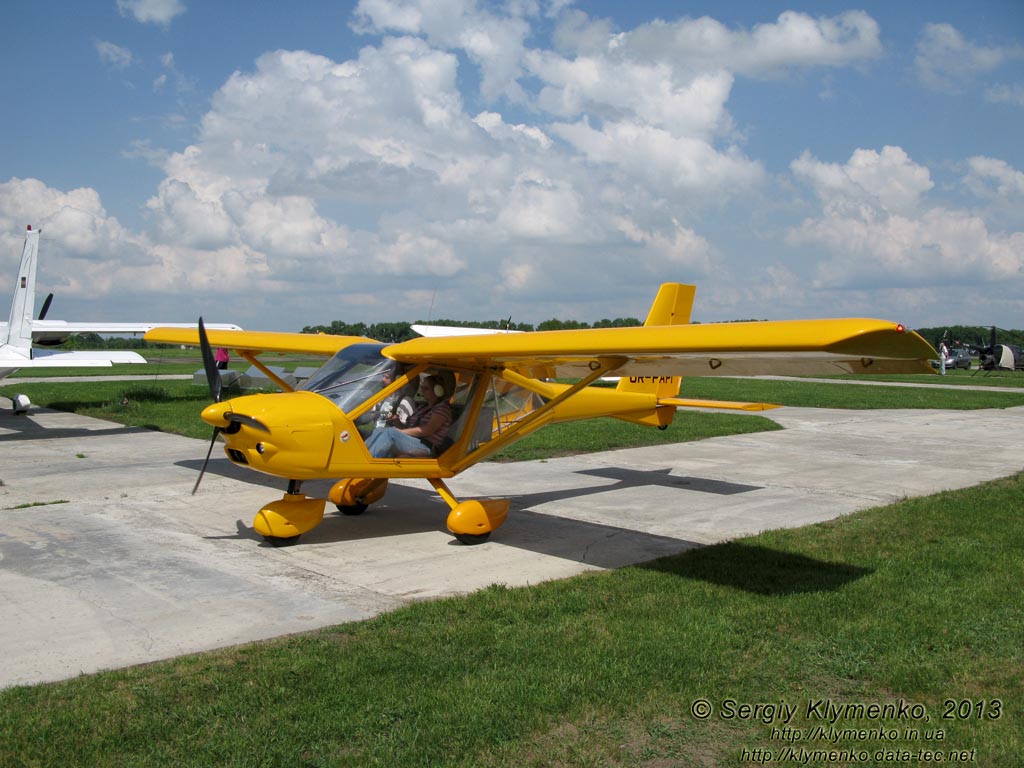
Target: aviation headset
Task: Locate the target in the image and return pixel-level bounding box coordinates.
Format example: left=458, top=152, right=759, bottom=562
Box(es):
left=424, top=375, right=447, bottom=398
left=423, top=372, right=455, bottom=399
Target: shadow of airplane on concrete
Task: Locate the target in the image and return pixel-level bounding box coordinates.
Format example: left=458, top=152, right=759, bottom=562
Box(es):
left=180, top=448, right=868, bottom=595
left=184, top=460, right=762, bottom=510
left=512, top=466, right=761, bottom=507
left=0, top=408, right=154, bottom=441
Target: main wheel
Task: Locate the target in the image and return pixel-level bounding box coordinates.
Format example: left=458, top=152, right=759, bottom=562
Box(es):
left=336, top=502, right=368, bottom=516
left=454, top=532, right=490, bottom=545
left=264, top=535, right=301, bottom=547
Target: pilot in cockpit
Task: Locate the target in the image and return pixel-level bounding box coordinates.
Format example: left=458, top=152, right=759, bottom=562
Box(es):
left=364, top=372, right=454, bottom=458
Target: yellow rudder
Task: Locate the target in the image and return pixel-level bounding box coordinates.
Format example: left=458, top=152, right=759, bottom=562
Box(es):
left=615, top=283, right=695, bottom=398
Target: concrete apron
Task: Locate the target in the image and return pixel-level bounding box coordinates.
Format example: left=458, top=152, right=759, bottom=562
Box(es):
left=2, top=402, right=1022, bottom=688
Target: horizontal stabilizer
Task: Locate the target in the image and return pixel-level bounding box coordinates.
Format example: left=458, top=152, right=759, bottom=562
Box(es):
left=660, top=397, right=780, bottom=411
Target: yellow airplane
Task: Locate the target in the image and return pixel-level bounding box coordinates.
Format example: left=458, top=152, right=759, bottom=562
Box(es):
left=144, top=284, right=936, bottom=545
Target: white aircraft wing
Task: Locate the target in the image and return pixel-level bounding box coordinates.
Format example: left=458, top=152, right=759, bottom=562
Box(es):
left=12, top=349, right=147, bottom=367
left=411, top=324, right=523, bottom=338
left=19, top=320, right=243, bottom=345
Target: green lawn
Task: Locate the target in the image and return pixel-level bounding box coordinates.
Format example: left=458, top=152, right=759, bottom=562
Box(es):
left=5, top=376, right=1024, bottom=449
left=7, top=352, right=323, bottom=378
left=0, top=472, right=1019, bottom=766
left=821, top=368, right=1024, bottom=388
left=680, top=376, right=1024, bottom=409
left=0, top=379, right=783, bottom=448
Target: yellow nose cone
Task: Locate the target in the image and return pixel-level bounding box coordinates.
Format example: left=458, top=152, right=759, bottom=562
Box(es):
left=201, top=402, right=232, bottom=428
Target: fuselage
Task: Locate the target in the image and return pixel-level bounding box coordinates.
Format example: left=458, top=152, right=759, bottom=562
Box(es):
left=201, top=343, right=668, bottom=482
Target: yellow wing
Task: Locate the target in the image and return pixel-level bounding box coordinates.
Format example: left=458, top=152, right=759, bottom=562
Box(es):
left=143, top=327, right=375, bottom=356
left=384, top=318, right=937, bottom=378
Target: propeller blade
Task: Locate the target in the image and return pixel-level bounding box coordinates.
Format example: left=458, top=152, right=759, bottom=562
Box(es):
left=38, top=293, right=53, bottom=320
left=225, top=412, right=271, bottom=433
left=193, top=427, right=222, bottom=495
left=198, top=317, right=223, bottom=404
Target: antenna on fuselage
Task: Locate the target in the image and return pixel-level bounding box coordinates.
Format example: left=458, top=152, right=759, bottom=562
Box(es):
left=426, top=287, right=437, bottom=323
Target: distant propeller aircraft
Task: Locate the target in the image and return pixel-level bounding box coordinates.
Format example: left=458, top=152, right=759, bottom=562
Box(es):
left=144, top=284, right=936, bottom=546
left=1, top=225, right=242, bottom=412
left=977, top=326, right=1023, bottom=372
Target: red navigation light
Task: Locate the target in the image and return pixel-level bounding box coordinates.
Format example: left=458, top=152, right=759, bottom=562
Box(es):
left=896, top=324, right=905, bottom=333
left=26, top=224, right=31, bottom=231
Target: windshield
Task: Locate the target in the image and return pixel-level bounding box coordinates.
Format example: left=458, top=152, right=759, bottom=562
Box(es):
left=300, top=343, right=401, bottom=413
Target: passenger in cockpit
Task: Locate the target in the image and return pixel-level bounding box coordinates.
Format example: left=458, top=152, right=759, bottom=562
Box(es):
left=373, top=367, right=419, bottom=429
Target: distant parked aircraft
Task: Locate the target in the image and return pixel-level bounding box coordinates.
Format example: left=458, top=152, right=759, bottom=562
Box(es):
left=1, top=225, right=241, bottom=412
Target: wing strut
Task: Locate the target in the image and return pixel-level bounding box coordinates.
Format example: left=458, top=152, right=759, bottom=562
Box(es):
left=237, top=350, right=296, bottom=392
left=449, top=357, right=625, bottom=473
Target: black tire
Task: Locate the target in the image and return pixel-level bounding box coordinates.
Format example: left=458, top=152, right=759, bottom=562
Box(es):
left=336, top=502, right=368, bottom=516
left=264, top=535, right=300, bottom=547
left=454, top=532, right=491, bottom=545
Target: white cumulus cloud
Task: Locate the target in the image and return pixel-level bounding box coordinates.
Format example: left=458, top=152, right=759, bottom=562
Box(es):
left=915, top=23, right=1022, bottom=91
left=790, top=146, right=934, bottom=214
left=964, top=156, right=1024, bottom=198
left=611, top=10, right=882, bottom=79
left=788, top=148, right=1024, bottom=289
left=95, top=41, right=133, bottom=70
left=117, top=0, right=186, bottom=26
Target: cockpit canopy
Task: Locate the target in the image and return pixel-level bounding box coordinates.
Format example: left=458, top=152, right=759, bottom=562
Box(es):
left=300, top=343, right=401, bottom=413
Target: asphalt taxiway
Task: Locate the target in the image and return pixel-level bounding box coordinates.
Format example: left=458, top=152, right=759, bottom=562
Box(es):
left=2, top=397, right=1023, bottom=688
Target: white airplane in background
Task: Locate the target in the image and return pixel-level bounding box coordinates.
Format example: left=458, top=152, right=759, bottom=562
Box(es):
left=1, top=225, right=241, bottom=412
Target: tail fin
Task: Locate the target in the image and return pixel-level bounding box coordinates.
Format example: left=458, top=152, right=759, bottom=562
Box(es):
left=615, top=283, right=695, bottom=398
left=3, top=225, right=39, bottom=350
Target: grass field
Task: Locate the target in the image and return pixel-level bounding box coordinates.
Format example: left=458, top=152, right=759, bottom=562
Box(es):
left=0, top=379, right=782, bottom=450
left=6, top=353, right=322, bottom=378
left=823, top=368, right=1024, bottom=388
left=4, top=375, right=1024, bottom=448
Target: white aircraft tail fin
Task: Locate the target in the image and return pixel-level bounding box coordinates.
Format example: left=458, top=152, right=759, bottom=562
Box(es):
left=3, top=225, right=39, bottom=352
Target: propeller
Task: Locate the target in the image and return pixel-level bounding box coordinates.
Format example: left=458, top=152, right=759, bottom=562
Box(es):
left=193, top=317, right=222, bottom=495
left=199, top=317, right=223, bottom=405
left=192, top=317, right=270, bottom=494
left=192, top=318, right=270, bottom=494
left=38, top=293, right=53, bottom=320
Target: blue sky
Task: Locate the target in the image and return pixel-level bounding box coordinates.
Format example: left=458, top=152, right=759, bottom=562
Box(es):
left=1, top=0, right=1022, bottom=331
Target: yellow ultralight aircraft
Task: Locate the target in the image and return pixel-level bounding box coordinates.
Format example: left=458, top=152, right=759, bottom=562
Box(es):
left=144, top=284, right=936, bottom=545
